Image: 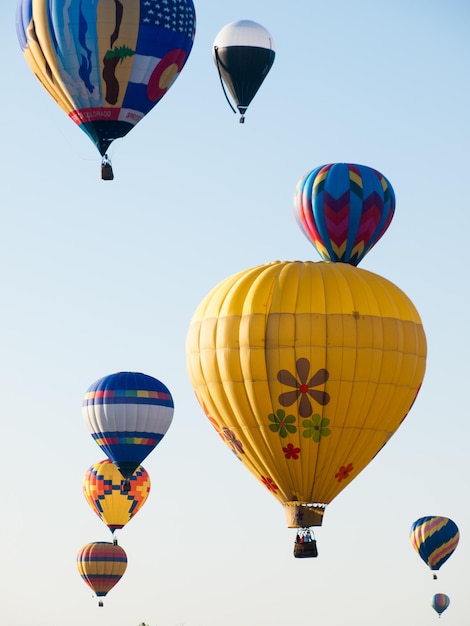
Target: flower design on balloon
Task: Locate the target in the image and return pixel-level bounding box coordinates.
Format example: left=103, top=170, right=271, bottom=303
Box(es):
left=283, top=443, right=301, bottom=460
left=222, top=427, right=245, bottom=455
left=277, top=358, right=330, bottom=417
left=261, top=476, right=279, bottom=493
left=335, top=462, right=354, bottom=482
left=268, top=409, right=297, bottom=438
left=302, top=414, right=331, bottom=442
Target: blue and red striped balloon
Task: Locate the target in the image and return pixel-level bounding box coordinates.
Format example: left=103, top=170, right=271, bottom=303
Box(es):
left=293, top=163, right=395, bottom=266
left=410, top=516, right=459, bottom=578
left=431, top=593, right=450, bottom=617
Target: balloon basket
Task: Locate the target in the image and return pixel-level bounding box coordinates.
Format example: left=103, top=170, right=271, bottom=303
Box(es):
left=101, top=155, right=114, bottom=181
left=294, top=540, right=318, bottom=559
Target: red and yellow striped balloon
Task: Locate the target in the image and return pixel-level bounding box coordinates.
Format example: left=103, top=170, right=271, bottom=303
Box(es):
left=77, top=541, right=127, bottom=606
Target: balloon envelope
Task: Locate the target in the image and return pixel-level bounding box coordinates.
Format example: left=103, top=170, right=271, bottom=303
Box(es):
left=82, top=371, right=174, bottom=479
left=293, top=163, right=395, bottom=265
left=410, top=516, right=459, bottom=573
left=16, top=0, right=196, bottom=156
left=431, top=593, right=450, bottom=616
left=186, top=261, right=426, bottom=527
left=77, top=541, right=127, bottom=603
left=213, top=20, right=275, bottom=121
left=83, top=459, right=151, bottom=533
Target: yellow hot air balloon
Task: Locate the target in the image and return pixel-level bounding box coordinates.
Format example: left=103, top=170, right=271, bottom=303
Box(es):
left=83, top=459, right=151, bottom=535
left=186, top=261, right=426, bottom=555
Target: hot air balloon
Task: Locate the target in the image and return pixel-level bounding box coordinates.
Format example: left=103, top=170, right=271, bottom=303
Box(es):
left=77, top=541, right=127, bottom=607
left=83, top=459, right=151, bottom=535
left=431, top=593, right=450, bottom=618
left=410, top=516, right=459, bottom=579
left=213, top=20, right=275, bottom=123
left=16, top=0, right=196, bottom=179
left=186, top=260, right=426, bottom=556
left=82, top=372, right=174, bottom=480
left=293, top=163, right=395, bottom=265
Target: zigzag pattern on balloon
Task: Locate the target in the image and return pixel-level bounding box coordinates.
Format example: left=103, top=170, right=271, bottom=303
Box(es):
left=321, top=192, right=353, bottom=260
left=293, top=162, right=395, bottom=265
left=321, top=191, right=392, bottom=263
left=350, top=191, right=393, bottom=259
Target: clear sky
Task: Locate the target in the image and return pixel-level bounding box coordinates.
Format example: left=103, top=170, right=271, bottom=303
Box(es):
left=1, top=1, right=469, bottom=625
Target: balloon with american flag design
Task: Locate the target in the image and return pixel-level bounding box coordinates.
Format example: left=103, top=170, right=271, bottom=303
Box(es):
left=16, top=0, right=196, bottom=179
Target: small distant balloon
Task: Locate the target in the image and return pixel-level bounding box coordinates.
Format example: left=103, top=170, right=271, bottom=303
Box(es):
left=213, top=20, right=275, bottom=123
left=82, top=372, right=174, bottom=479
left=410, top=516, right=459, bottom=578
left=293, top=163, right=395, bottom=265
left=76, top=541, right=127, bottom=607
left=431, top=593, right=450, bottom=618
left=83, top=459, right=151, bottom=534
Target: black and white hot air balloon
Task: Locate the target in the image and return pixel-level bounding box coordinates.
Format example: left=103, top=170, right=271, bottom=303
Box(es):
left=213, top=20, right=275, bottom=123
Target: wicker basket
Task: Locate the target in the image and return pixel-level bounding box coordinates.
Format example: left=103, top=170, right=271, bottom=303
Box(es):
left=101, top=162, right=114, bottom=180
left=293, top=540, right=318, bottom=559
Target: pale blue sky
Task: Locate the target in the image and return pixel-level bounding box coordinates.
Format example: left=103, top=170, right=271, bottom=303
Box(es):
left=1, top=1, right=469, bottom=625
